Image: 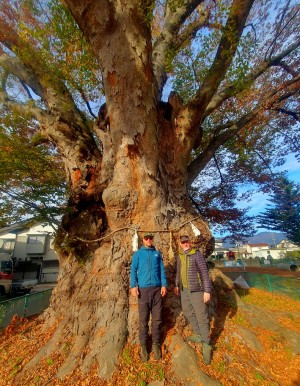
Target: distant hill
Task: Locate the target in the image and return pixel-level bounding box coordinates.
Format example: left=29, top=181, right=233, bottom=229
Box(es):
left=247, top=232, right=286, bottom=245
left=221, top=231, right=286, bottom=248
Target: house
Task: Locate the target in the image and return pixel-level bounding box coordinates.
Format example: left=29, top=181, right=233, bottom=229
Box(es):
left=0, top=221, right=59, bottom=283
left=246, top=243, right=270, bottom=258
left=211, top=232, right=300, bottom=268
left=244, top=240, right=300, bottom=260
left=276, top=239, right=299, bottom=251
left=210, top=238, right=228, bottom=259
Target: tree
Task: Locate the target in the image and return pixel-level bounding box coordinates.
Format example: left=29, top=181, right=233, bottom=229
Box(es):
left=0, top=0, right=299, bottom=381
left=0, top=111, right=66, bottom=227
left=258, top=177, right=300, bottom=245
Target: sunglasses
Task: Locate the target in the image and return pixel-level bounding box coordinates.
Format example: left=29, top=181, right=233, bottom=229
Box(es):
left=181, top=241, right=190, bottom=244
left=144, top=237, right=153, bottom=240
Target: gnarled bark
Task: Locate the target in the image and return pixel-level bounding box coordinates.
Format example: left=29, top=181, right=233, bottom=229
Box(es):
left=30, top=209, right=212, bottom=380
left=2, top=0, right=299, bottom=383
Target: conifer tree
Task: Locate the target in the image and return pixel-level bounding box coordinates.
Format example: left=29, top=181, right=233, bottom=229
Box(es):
left=258, top=177, right=300, bottom=245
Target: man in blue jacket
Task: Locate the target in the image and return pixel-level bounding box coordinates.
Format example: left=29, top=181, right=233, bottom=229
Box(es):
left=130, top=232, right=168, bottom=362
left=174, top=235, right=213, bottom=365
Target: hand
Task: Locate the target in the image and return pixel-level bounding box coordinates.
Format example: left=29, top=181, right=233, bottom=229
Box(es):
left=203, top=292, right=211, bottom=304
left=173, top=287, right=179, bottom=297
left=161, top=286, right=167, bottom=297
left=130, top=287, right=139, bottom=297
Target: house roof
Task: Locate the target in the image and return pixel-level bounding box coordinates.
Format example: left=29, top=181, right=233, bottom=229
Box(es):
left=248, top=243, right=269, bottom=247
left=0, top=222, right=29, bottom=236
left=0, top=218, right=41, bottom=236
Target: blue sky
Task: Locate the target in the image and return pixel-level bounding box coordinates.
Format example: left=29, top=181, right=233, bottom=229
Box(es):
left=235, top=153, right=300, bottom=234
left=211, top=153, right=299, bottom=238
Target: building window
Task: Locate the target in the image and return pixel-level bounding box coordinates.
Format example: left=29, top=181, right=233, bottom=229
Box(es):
left=27, top=235, right=45, bottom=245
left=0, top=260, right=13, bottom=274
left=0, top=239, right=15, bottom=252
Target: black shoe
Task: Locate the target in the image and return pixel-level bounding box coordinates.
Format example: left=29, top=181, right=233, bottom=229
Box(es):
left=140, top=345, right=148, bottom=362
left=152, top=343, right=161, bottom=360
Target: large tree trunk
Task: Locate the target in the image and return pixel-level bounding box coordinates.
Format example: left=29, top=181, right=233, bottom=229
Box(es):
left=24, top=205, right=212, bottom=381
left=2, top=1, right=300, bottom=382
left=22, top=1, right=214, bottom=381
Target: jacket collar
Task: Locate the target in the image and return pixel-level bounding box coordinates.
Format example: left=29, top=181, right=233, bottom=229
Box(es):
left=180, top=248, right=197, bottom=255
left=141, top=245, right=156, bottom=250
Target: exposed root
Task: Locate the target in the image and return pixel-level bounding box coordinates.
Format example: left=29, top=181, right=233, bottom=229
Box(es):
left=56, top=334, right=89, bottom=379
left=23, top=322, right=66, bottom=371
left=165, top=333, right=221, bottom=385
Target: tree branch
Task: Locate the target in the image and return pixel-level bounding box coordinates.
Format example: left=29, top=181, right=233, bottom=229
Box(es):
left=244, top=22, right=257, bottom=43
left=0, top=21, right=89, bottom=130
left=279, top=60, right=299, bottom=77
left=203, top=37, right=300, bottom=118
left=0, top=53, right=46, bottom=100
left=152, top=0, right=206, bottom=97
left=0, top=88, right=49, bottom=123
left=265, top=1, right=299, bottom=60
left=235, top=133, right=275, bottom=176
left=79, top=88, right=97, bottom=119
left=174, top=11, right=210, bottom=53
left=187, top=75, right=300, bottom=186
left=213, top=155, right=225, bottom=184
left=183, top=0, right=254, bottom=135
left=0, top=187, right=60, bottom=227
left=20, top=80, right=35, bottom=100
left=273, top=107, right=300, bottom=122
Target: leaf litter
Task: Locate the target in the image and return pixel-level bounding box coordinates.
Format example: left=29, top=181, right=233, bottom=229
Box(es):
left=0, top=288, right=299, bottom=385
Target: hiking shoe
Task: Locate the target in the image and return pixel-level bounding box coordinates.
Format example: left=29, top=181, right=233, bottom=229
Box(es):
left=186, top=334, right=202, bottom=343
left=202, top=343, right=213, bottom=365
left=152, top=343, right=161, bottom=360
left=140, top=345, right=148, bottom=362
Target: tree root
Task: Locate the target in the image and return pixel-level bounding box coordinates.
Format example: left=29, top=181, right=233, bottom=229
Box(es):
left=165, top=333, right=221, bottom=386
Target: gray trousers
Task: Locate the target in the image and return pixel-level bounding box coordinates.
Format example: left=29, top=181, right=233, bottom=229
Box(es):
left=181, top=287, right=210, bottom=344
left=138, top=286, right=162, bottom=345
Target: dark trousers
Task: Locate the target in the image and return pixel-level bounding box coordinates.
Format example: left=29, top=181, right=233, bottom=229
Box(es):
left=138, top=286, right=162, bottom=345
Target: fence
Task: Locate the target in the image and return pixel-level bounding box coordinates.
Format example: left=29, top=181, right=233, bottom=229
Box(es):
left=225, top=271, right=300, bottom=300
left=0, top=289, right=52, bottom=329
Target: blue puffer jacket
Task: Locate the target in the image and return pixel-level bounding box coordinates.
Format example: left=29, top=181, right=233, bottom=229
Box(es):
left=130, top=246, right=168, bottom=288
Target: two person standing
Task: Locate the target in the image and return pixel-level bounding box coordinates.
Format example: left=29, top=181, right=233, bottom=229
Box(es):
left=130, top=233, right=212, bottom=365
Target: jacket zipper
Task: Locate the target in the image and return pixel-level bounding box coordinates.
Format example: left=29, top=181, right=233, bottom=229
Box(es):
left=148, top=249, right=152, bottom=285
left=186, top=252, right=189, bottom=290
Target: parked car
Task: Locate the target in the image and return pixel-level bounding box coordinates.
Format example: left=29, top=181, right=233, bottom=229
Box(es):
left=0, top=253, right=13, bottom=296
left=0, top=253, right=37, bottom=297
left=11, top=279, right=38, bottom=295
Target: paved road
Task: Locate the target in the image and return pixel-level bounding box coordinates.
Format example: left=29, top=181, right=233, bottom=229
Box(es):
left=31, top=282, right=57, bottom=292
